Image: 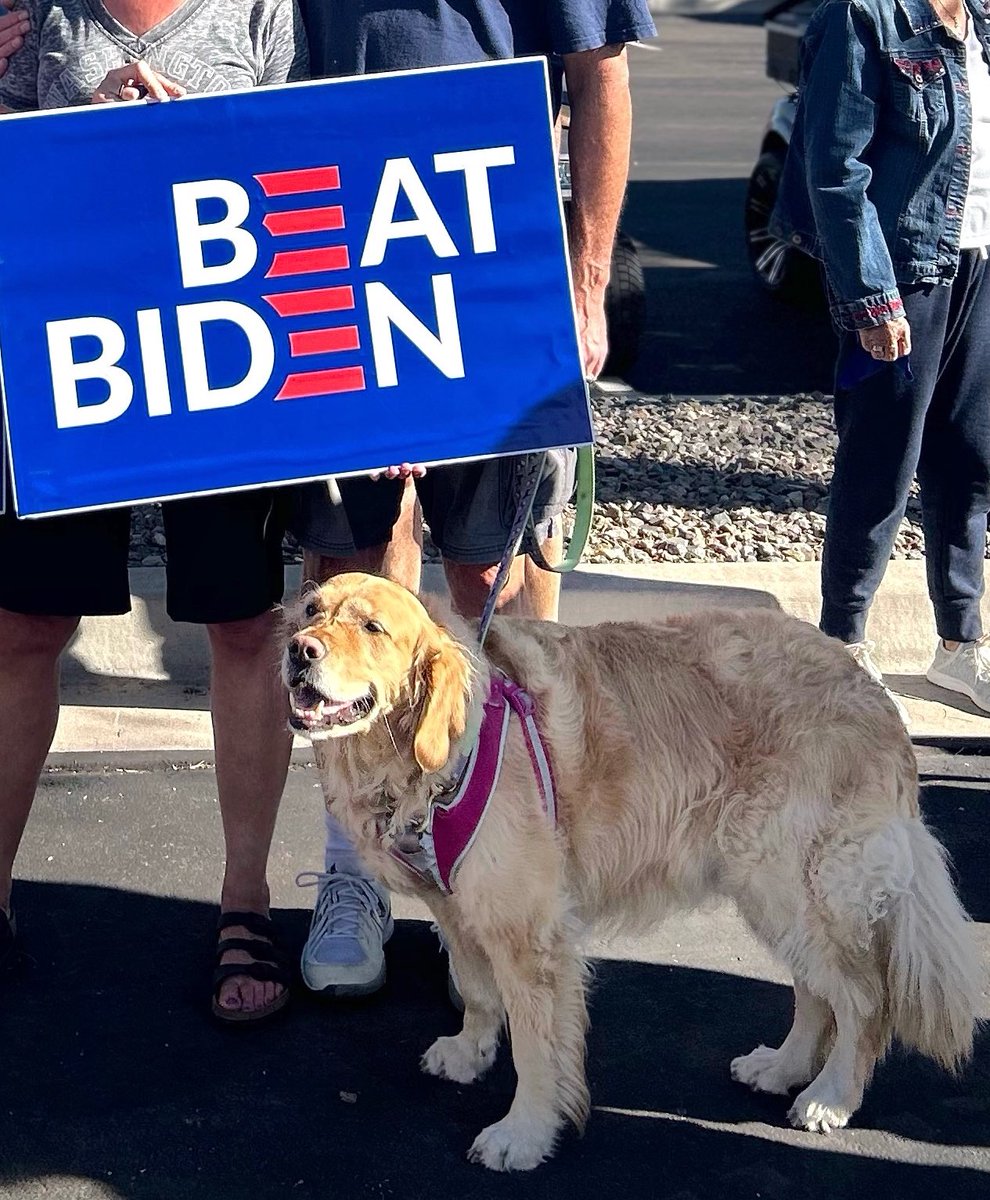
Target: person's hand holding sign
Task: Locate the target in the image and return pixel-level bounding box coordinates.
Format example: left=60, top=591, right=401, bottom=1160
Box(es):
left=92, top=60, right=186, bottom=104
left=0, top=0, right=29, bottom=80
left=369, top=463, right=427, bottom=481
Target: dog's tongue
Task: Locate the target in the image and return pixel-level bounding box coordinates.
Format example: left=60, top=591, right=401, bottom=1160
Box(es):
left=291, top=686, right=357, bottom=726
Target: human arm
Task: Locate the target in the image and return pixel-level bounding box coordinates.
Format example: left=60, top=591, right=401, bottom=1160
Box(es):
left=563, top=42, right=632, bottom=379
left=259, top=0, right=310, bottom=85
left=801, top=0, right=904, bottom=333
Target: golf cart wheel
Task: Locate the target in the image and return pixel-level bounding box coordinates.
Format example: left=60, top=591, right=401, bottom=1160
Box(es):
left=603, top=232, right=646, bottom=378
left=745, top=149, right=821, bottom=306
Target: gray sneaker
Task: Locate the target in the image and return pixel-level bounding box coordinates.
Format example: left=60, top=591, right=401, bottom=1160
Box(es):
left=297, top=869, right=392, bottom=996
left=846, top=640, right=910, bottom=727
left=926, top=637, right=990, bottom=713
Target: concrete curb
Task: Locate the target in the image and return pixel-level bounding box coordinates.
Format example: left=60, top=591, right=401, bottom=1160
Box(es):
left=50, top=560, right=990, bottom=756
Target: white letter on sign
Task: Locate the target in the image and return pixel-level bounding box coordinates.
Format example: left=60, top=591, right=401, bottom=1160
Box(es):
left=172, top=180, right=258, bottom=288
left=177, top=301, right=275, bottom=411
left=47, top=317, right=133, bottom=429
left=366, top=274, right=464, bottom=388
left=433, top=146, right=515, bottom=254
left=361, top=158, right=458, bottom=268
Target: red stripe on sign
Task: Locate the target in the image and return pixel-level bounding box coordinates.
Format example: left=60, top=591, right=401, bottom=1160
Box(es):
left=254, top=166, right=341, bottom=197
left=266, top=246, right=350, bottom=278
left=263, top=286, right=355, bottom=316
left=263, top=207, right=346, bottom=236
left=289, top=326, right=361, bottom=356
left=276, top=367, right=366, bottom=399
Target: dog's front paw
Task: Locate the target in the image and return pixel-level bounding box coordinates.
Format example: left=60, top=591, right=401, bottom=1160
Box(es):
left=421, top=1034, right=496, bottom=1085
left=731, top=1044, right=801, bottom=1095
left=467, top=1116, right=557, bottom=1172
left=788, top=1088, right=854, bottom=1134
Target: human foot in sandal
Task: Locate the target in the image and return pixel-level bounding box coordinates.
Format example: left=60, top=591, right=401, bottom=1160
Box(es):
left=212, top=911, right=290, bottom=1022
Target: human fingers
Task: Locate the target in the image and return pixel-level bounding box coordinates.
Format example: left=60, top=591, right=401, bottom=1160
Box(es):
left=0, top=7, right=30, bottom=73
left=92, top=61, right=185, bottom=104
left=369, top=463, right=427, bottom=481
left=896, top=318, right=912, bottom=359
left=858, top=323, right=898, bottom=362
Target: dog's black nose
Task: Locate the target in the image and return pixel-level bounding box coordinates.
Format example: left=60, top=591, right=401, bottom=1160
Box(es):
left=289, top=633, right=326, bottom=663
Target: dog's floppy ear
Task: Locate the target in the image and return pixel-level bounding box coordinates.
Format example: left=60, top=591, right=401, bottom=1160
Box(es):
left=413, top=626, right=471, bottom=774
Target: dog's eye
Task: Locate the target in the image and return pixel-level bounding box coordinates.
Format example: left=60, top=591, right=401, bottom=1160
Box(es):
left=364, top=619, right=385, bottom=634
left=305, top=601, right=320, bottom=619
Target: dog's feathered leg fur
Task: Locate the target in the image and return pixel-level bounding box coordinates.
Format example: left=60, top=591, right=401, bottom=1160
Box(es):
left=421, top=908, right=504, bottom=1086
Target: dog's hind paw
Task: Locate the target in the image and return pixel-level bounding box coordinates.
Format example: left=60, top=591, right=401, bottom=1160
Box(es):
left=731, top=1044, right=806, bottom=1095
left=788, top=1095, right=853, bottom=1134
left=421, top=1034, right=497, bottom=1084
left=468, top=1117, right=556, bottom=1172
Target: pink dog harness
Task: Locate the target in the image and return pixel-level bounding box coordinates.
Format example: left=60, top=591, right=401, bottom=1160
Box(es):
left=388, top=673, right=557, bottom=894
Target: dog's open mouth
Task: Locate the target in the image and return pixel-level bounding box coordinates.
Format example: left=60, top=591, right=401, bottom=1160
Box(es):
left=288, top=682, right=376, bottom=734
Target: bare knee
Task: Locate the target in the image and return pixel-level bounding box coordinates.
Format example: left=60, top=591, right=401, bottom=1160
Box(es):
left=206, top=611, right=279, bottom=663
left=302, top=546, right=388, bottom=587
left=444, top=558, right=526, bottom=618
left=0, top=609, right=79, bottom=668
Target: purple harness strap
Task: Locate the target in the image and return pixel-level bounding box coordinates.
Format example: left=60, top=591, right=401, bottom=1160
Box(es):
left=388, top=673, right=557, bottom=894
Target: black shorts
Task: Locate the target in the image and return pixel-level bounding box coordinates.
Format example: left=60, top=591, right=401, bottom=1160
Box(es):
left=289, top=450, right=576, bottom=565
left=0, top=488, right=289, bottom=622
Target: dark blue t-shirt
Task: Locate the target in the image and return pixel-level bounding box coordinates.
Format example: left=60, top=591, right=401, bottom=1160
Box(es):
left=297, top=1, right=655, bottom=78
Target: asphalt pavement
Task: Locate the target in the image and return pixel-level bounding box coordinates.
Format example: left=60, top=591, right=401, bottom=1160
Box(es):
left=3, top=16, right=990, bottom=1200
left=2, top=755, right=988, bottom=1200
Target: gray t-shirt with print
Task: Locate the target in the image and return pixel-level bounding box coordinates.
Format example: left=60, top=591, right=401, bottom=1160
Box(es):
left=0, top=0, right=309, bottom=111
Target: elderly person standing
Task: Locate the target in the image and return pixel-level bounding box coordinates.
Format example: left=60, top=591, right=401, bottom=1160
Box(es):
left=0, top=0, right=307, bottom=1022
left=773, top=0, right=990, bottom=721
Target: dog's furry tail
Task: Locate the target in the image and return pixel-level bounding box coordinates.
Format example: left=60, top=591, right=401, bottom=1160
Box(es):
left=881, top=817, right=983, bottom=1071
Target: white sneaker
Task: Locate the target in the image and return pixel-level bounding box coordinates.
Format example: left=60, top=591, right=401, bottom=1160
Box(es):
left=297, top=868, right=393, bottom=996
left=845, top=640, right=910, bottom=727
left=926, top=637, right=990, bottom=713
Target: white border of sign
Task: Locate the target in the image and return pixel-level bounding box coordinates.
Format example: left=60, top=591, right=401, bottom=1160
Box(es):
left=0, top=57, right=592, bottom=520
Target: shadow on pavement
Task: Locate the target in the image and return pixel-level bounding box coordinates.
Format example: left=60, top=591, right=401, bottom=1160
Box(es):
left=2, top=846, right=987, bottom=1199
left=621, top=178, right=836, bottom=397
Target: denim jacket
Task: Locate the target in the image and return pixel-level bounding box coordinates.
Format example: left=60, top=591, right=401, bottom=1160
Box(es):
left=771, top=0, right=990, bottom=330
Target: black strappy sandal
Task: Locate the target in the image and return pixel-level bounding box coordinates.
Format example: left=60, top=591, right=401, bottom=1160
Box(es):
left=212, top=911, right=291, bottom=1024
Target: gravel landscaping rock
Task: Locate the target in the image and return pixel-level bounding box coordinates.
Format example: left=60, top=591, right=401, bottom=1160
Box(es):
left=126, top=392, right=931, bottom=568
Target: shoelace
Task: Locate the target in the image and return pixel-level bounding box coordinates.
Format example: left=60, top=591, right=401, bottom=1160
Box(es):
left=847, top=640, right=881, bottom=681
left=970, top=636, right=990, bottom=683
left=296, top=871, right=384, bottom=940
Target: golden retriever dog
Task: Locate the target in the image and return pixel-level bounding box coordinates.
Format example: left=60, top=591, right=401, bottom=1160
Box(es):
left=281, top=573, right=981, bottom=1172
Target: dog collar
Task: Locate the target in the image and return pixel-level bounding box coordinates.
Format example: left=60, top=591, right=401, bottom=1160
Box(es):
left=387, top=672, right=557, bottom=894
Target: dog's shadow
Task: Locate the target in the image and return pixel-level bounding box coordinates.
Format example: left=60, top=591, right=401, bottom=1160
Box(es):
left=2, top=872, right=987, bottom=1200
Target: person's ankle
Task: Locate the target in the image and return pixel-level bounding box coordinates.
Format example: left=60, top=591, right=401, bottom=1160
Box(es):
left=943, top=639, right=964, bottom=651
left=220, top=878, right=271, bottom=916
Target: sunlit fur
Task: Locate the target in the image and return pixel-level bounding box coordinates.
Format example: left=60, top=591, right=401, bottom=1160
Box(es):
left=281, top=573, right=983, bottom=1172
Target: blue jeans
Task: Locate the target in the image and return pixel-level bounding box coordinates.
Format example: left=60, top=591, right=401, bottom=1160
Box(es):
left=821, top=249, right=990, bottom=645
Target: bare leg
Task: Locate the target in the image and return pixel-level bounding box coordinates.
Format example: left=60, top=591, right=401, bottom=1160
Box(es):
left=421, top=910, right=504, bottom=1084
left=383, top=478, right=423, bottom=592
left=468, top=928, right=584, bottom=1171
left=303, top=478, right=422, bottom=593
left=209, top=611, right=293, bottom=1016
left=518, top=526, right=563, bottom=620
left=0, top=610, right=78, bottom=913
left=789, top=991, right=879, bottom=1132
left=731, top=981, right=834, bottom=1095
left=444, top=556, right=526, bottom=619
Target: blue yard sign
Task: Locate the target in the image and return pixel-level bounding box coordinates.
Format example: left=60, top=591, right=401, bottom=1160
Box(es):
left=0, top=59, right=590, bottom=518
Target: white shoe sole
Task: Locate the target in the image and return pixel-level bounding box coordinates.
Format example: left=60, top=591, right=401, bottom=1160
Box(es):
left=302, top=914, right=394, bottom=997
left=926, top=668, right=990, bottom=714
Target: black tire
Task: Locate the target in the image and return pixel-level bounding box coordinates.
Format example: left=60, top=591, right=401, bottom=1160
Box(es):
left=745, top=148, right=822, bottom=307
left=603, top=232, right=646, bottom=377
